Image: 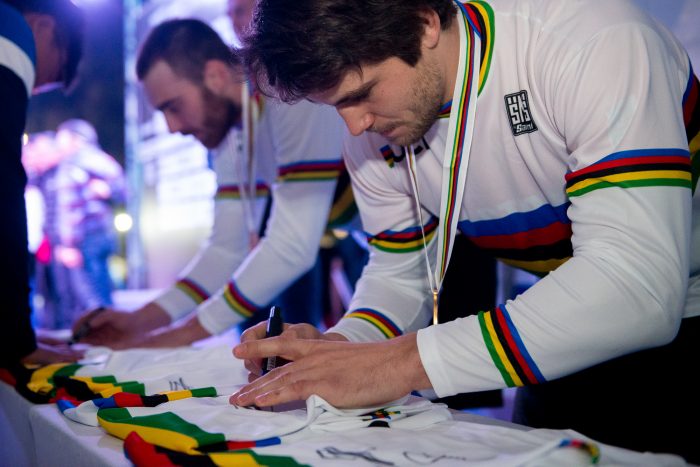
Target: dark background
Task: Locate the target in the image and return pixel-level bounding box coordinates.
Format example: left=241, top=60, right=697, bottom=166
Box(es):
left=25, top=0, right=125, bottom=167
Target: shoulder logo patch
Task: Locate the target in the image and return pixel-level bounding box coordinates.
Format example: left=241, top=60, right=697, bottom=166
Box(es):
left=504, top=90, right=537, bottom=136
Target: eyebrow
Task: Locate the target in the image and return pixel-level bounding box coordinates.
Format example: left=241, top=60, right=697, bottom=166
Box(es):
left=332, top=79, right=377, bottom=107
left=156, top=98, right=177, bottom=112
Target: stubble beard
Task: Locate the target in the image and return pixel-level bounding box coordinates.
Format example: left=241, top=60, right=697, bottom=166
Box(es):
left=379, top=58, right=443, bottom=147
left=199, top=87, right=242, bottom=149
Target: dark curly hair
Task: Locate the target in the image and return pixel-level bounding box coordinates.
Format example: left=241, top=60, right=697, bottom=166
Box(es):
left=239, top=0, right=456, bottom=102
left=136, top=19, right=238, bottom=84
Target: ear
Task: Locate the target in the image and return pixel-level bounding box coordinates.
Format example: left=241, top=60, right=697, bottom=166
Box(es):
left=420, top=8, right=442, bottom=50
left=203, top=59, right=232, bottom=96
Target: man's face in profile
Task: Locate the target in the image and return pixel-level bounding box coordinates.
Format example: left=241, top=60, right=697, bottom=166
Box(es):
left=142, top=60, right=240, bottom=148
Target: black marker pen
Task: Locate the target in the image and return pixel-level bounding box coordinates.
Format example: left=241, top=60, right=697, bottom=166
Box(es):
left=261, top=306, right=283, bottom=374
left=68, top=306, right=106, bottom=345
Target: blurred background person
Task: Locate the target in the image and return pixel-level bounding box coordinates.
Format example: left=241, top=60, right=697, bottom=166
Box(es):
left=23, top=119, right=124, bottom=330
left=70, top=18, right=359, bottom=349
left=55, top=119, right=125, bottom=309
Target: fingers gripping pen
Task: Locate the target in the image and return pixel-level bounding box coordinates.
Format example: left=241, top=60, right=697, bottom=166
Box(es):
left=261, top=306, right=284, bottom=375
left=68, top=306, right=106, bottom=345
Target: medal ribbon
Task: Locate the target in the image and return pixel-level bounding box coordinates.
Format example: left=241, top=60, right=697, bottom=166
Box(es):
left=240, top=80, right=261, bottom=248
left=406, top=1, right=481, bottom=325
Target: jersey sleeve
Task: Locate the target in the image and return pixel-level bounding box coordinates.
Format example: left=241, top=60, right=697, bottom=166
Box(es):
left=419, top=21, right=696, bottom=397
left=155, top=130, right=269, bottom=321
left=326, top=132, right=435, bottom=342
left=154, top=195, right=265, bottom=321
left=197, top=100, right=345, bottom=334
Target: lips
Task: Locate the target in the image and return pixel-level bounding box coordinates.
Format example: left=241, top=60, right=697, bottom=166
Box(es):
left=375, top=124, right=400, bottom=140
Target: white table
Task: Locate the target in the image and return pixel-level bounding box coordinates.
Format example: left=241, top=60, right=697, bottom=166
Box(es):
left=30, top=404, right=129, bottom=467
left=1, top=379, right=529, bottom=467
left=0, top=381, right=36, bottom=466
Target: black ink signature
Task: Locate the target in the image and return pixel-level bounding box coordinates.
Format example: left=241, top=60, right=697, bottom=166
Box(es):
left=168, top=377, right=191, bottom=391
left=403, top=452, right=470, bottom=464
left=317, top=446, right=394, bottom=465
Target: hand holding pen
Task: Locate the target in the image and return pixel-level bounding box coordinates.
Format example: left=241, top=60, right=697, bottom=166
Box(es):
left=68, top=306, right=107, bottom=345
left=261, top=306, right=287, bottom=374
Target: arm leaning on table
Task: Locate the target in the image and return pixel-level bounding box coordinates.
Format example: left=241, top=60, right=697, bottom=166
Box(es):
left=71, top=129, right=260, bottom=348
left=231, top=128, right=440, bottom=408
left=105, top=100, right=347, bottom=348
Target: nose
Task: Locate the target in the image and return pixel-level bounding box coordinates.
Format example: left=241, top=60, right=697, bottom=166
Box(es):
left=337, top=107, right=374, bottom=136
left=165, top=113, right=184, bottom=134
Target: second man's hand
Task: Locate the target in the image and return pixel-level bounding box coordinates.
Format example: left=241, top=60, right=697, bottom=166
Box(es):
left=229, top=332, right=432, bottom=410
left=134, top=314, right=212, bottom=348
left=69, top=302, right=171, bottom=348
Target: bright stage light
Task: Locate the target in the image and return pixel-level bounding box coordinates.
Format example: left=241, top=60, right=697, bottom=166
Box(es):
left=70, top=0, right=109, bottom=6
left=114, top=212, right=133, bottom=232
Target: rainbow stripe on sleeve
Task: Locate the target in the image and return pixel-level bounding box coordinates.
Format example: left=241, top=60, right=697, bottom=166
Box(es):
left=367, top=216, right=439, bottom=253
left=215, top=182, right=269, bottom=200
left=174, top=278, right=209, bottom=305
left=478, top=305, right=545, bottom=387
left=277, top=159, right=343, bottom=182
left=558, top=439, right=601, bottom=464
left=99, top=407, right=284, bottom=457
left=98, top=407, right=227, bottom=454
left=458, top=204, right=572, bottom=276
left=222, top=280, right=260, bottom=319
left=123, top=432, right=302, bottom=467
left=565, top=148, right=692, bottom=198
left=69, top=377, right=145, bottom=398
left=342, top=308, right=402, bottom=339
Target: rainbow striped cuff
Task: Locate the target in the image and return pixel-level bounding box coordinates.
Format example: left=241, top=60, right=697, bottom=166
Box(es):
left=215, top=182, right=269, bottom=200
left=558, top=439, right=601, bottom=464
left=277, top=159, right=343, bottom=182
left=342, top=308, right=402, bottom=339
left=367, top=216, right=438, bottom=253
left=478, top=305, right=545, bottom=387
left=222, top=281, right=260, bottom=319
left=565, top=148, right=691, bottom=197
left=174, top=278, right=209, bottom=305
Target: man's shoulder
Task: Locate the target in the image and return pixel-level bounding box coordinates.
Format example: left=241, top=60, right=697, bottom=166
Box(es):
left=266, top=97, right=341, bottom=126
left=0, top=2, right=36, bottom=96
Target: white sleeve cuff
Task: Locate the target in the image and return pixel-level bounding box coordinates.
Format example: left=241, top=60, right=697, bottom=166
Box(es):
left=417, top=325, right=458, bottom=398
left=326, top=319, right=388, bottom=343
left=197, top=296, right=245, bottom=336
left=154, top=288, right=197, bottom=322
